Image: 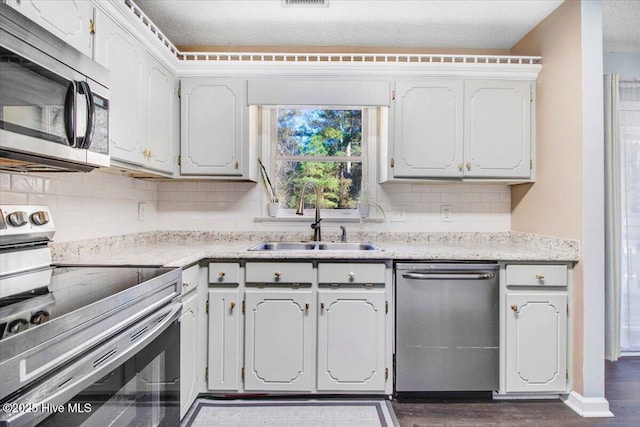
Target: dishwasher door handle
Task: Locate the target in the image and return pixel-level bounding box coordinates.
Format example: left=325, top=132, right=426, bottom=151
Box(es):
left=401, top=271, right=496, bottom=280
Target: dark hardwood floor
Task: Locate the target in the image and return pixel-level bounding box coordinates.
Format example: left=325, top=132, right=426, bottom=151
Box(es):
left=391, top=357, right=640, bottom=426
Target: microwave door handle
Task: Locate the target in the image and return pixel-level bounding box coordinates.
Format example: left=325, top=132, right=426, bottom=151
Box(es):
left=77, top=81, right=95, bottom=149
left=64, top=81, right=76, bottom=147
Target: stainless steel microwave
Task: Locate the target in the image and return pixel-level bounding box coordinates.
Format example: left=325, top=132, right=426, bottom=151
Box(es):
left=0, top=3, right=110, bottom=172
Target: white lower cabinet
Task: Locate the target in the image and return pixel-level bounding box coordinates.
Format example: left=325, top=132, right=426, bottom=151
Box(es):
left=317, top=289, right=386, bottom=391
left=244, top=289, right=314, bottom=392
left=502, top=263, right=569, bottom=394
left=180, top=268, right=200, bottom=419
left=505, top=292, right=567, bottom=392
left=206, top=261, right=391, bottom=395
left=180, top=264, right=207, bottom=419
left=207, top=289, right=242, bottom=391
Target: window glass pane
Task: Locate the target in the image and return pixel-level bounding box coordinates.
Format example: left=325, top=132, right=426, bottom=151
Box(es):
left=277, top=108, right=362, bottom=157
left=620, top=81, right=640, bottom=352
left=275, top=160, right=362, bottom=210
left=275, top=108, right=364, bottom=210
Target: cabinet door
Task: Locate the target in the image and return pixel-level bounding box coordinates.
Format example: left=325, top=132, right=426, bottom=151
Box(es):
left=5, top=0, right=94, bottom=57
left=317, top=289, right=386, bottom=391
left=464, top=80, right=532, bottom=178
left=392, top=80, right=463, bottom=178
left=207, top=290, right=242, bottom=391
left=505, top=292, right=567, bottom=393
left=180, top=290, right=199, bottom=419
left=244, top=289, right=314, bottom=391
left=143, top=53, right=178, bottom=174
left=94, top=11, right=145, bottom=166
left=180, top=78, right=247, bottom=176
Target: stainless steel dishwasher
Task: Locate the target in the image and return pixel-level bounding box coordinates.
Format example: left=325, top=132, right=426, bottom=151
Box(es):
left=395, top=262, right=500, bottom=393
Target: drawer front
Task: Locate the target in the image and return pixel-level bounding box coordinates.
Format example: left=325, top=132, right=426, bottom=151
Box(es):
left=318, top=263, right=386, bottom=285
left=209, top=262, right=241, bottom=285
left=245, top=262, right=313, bottom=284
left=181, top=265, right=200, bottom=295
left=506, top=264, right=568, bottom=287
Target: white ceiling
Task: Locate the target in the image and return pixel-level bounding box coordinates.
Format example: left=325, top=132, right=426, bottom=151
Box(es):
left=134, top=0, right=640, bottom=54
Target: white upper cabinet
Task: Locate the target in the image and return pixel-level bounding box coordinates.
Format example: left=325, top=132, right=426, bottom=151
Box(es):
left=6, top=0, right=94, bottom=57
left=464, top=80, right=532, bottom=178
left=386, top=78, right=535, bottom=182
left=143, top=53, right=178, bottom=174
left=94, top=10, right=177, bottom=176
left=180, top=78, right=251, bottom=178
left=94, top=11, right=145, bottom=165
left=392, top=80, right=464, bottom=178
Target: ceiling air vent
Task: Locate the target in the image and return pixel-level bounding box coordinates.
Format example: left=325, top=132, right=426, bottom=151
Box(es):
left=282, top=0, right=328, bottom=7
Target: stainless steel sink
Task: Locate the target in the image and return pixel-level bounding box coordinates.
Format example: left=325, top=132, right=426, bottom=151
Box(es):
left=317, top=242, right=383, bottom=251
left=248, top=242, right=383, bottom=251
left=248, top=242, right=318, bottom=251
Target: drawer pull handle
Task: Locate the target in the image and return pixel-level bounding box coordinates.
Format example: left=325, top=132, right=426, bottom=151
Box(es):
left=320, top=302, right=325, bottom=310
left=218, top=271, right=226, bottom=279
left=182, top=282, right=189, bottom=288
left=536, top=274, right=545, bottom=280
left=230, top=302, right=236, bottom=310
left=305, top=303, right=310, bottom=312
left=511, top=304, right=518, bottom=312
left=348, top=272, right=355, bottom=279
left=274, top=271, right=282, bottom=278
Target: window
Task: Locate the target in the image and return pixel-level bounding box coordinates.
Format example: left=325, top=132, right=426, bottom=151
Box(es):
left=272, top=107, right=365, bottom=212
left=620, top=80, right=640, bottom=352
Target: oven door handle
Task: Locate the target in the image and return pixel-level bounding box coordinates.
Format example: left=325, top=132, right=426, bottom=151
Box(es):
left=0, top=301, right=181, bottom=427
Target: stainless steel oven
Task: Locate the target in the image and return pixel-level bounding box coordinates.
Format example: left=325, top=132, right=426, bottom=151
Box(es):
left=0, top=206, right=181, bottom=427
left=0, top=3, right=109, bottom=172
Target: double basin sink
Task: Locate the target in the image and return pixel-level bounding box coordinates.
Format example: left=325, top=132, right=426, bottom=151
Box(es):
left=248, top=242, right=383, bottom=251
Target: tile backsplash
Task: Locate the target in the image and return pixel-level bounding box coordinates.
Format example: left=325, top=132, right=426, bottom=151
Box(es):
left=1, top=170, right=510, bottom=242
left=1, top=170, right=158, bottom=242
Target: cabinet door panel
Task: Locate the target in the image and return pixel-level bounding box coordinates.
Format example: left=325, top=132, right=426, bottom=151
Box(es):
left=317, top=290, right=386, bottom=391
left=505, top=292, right=567, bottom=392
left=464, top=81, right=531, bottom=178
left=145, top=54, right=176, bottom=173
left=244, top=290, right=313, bottom=391
left=180, top=291, right=198, bottom=418
left=7, top=0, right=94, bottom=57
left=181, top=78, right=245, bottom=176
left=94, top=13, right=144, bottom=164
left=393, top=80, right=463, bottom=178
left=208, top=290, right=241, bottom=391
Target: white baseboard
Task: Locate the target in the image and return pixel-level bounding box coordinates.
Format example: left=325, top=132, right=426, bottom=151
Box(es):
left=562, top=391, right=614, bottom=418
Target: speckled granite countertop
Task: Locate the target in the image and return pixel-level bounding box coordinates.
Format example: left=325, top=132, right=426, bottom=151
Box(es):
left=50, top=231, right=580, bottom=268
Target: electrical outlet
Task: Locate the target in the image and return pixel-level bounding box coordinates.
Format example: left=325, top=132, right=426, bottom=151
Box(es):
left=138, top=202, right=146, bottom=221
left=440, top=204, right=452, bottom=222
left=390, top=204, right=406, bottom=222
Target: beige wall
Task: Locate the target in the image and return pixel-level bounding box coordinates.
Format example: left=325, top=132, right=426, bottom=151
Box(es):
left=510, top=0, right=585, bottom=393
